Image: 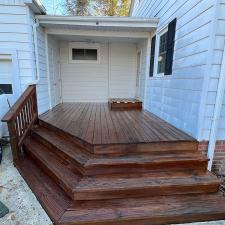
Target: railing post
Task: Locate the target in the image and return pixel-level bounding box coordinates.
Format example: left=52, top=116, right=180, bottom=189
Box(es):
left=33, top=85, right=38, bottom=116
left=7, top=121, right=19, bottom=162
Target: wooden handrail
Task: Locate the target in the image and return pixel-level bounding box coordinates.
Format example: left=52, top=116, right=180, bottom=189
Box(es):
left=1, top=84, right=38, bottom=162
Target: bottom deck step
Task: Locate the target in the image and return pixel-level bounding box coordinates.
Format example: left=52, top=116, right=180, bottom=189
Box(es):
left=16, top=156, right=225, bottom=225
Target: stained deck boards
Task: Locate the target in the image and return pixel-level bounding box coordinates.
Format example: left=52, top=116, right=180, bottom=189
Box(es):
left=16, top=156, right=225, bottom=225
left=40, top=103, right=194, bottom=145
left=13, top=102, right=225, bottom=224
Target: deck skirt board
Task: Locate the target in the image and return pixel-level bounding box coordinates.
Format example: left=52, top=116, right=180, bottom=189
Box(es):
left=14, top=102, right=225, bottom=224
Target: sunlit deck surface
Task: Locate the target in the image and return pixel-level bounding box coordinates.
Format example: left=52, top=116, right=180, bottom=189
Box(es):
left=40, top=103, right=194, bottom=144
left=39, top=103, right=195, bottom=145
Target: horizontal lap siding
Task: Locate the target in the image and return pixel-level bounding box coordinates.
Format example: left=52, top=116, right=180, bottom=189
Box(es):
left=60, top=42, right=109, bottom=102
left=132, top=0, right=215, bottom=138
left=36, top=26, right=50, bottom=113
left=202, top=1, right=225, bottom=140
left=0, top=4, right=34, bottom=96
left=109, top=43, right=137, bottom=98
left=137, top=40, right=148, bottom=101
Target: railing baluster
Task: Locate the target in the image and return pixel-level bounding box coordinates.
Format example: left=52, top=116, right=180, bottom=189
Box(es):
left=1, top=85, right=38, bottom=162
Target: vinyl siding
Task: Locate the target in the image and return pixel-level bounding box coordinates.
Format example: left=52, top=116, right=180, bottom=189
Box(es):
left=132, top=0, right=216, bottom=139
left=29, top=10, right=50, bottom=113
left=201, top=0, right=225, bottom=140
left=0, top=2, right=50, bottom=114
left=137, top=39, right=148, bottom=101
left=109, top=42, right=137, bottom=98
left=48, top=36, right=60, bottom=107
left=0, top=4, right=33, bottom=92
left=60, top=41, right=137, bottom=102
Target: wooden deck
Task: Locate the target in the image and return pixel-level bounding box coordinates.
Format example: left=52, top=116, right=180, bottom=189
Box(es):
left=4, top=85, right=225, bottom=225
left=40, top=103, right=194, bottom=145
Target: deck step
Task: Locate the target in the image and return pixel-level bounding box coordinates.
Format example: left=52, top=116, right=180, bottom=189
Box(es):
left=32, top=125, right=90, bottom=174
left=84, top=152, right=209, bottom=175
left=74, top=172, right=219, bottom=200
left=16, top=157, right=225, bottom=225
left=23, top=137, right=80, bottom=200
left=75, top=172, right=219, bottom=200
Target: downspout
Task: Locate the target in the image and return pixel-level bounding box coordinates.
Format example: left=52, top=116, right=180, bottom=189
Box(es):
left=207, top=38, right=225, bottom=170
left=32, top=18, right=40, bottom=83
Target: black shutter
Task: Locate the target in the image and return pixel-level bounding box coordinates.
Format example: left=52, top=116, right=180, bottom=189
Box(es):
left=165, top=18, right=177, bottom=75
left=149, top=35, right=156, bottom=77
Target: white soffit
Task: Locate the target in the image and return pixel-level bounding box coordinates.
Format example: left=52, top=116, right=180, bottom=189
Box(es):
left=35, top=15, right=159, bottom=32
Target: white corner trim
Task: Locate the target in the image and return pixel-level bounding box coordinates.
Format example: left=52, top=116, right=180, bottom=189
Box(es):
left=207, top=37, right=225, bottom=171
left=196, top=0, right=220, bottom=141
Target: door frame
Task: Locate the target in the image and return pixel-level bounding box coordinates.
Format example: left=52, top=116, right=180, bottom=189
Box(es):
left=0, top=49, right=21, bottom=101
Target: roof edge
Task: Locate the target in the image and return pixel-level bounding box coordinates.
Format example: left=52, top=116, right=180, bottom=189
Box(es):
left=25, top=0, right=46, bottom=14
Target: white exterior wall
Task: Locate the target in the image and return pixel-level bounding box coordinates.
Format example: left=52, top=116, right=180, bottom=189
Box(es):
left=0, top=1, right=50, bottom=138
left=137, top=39, right=148, bottom=101
left=0, top=2, right=34, bottom=137
left=201, top=0, right=225, bottom=140
left=48, top=36, right=60, bottom=107
left=132, top=0, right=217, bottom=139
left=59, top=41, right=137, bottom=102
left=109, top=42, right=137, bottom=98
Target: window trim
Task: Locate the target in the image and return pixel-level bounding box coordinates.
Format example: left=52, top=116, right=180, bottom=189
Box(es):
left=69, top=42, right=100, bottom=64
left=154, top=27, right=168, bottom=77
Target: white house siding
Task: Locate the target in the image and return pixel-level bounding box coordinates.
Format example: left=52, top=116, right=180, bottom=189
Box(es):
left=48, top=36, right=60, bottom=107
left=59, top=41, right=137, bottom=102
left=0, top=1, right=50, bottom=115
left=201, top=0, right=225, bottom=140
left=132, top=0, right=216, bottom=139
left=35, top=25, right=50, bottom=113
left=0, top=2, right=33, bottom=137
left=109, top=42, right=137, bottom=99
left=60, top=41, right=109, bottom=102
left=136, top=39, right=148, bottom=101
left=0, top=3, right=33, bottom=93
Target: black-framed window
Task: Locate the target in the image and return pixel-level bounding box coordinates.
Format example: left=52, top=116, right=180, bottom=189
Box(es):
left=157, top=31, right=168, bottom=74
left=0, top=84, right=13, bottom=95
left=149, top=18, right=177, bottom=76
left=72, top=48, right=98, bottom=61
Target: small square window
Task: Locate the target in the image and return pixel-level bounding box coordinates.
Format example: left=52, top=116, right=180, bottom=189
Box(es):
left=0, top=84, right=13, bottom=94
left=157, top=31, right=168, bottom=74
left=72, top=48, right=98, bottom=61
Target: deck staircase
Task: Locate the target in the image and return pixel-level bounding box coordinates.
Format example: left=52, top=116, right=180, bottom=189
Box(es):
left=2, top=85, right=225, bottom=225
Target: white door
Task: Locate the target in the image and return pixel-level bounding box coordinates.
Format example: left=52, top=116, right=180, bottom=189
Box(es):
left=136, top=51, right=141, bottom=98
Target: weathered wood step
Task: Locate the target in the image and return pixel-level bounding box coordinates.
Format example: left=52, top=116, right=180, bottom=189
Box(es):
left=32, top=126, right=90, bottom=174
left=93, top=141, right=198, bottom=155
left=60, top=192, right=225, bottom=225
left=84, top=152, right=208, bottom=175
left=74, top=172, right=219, bottom=200
left=23, top=137, right=80, bottom=200
left=16, top=155, right=225, bottom=225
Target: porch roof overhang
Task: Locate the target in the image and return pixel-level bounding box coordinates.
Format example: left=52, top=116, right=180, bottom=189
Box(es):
left=35, top=15, right=159, bottom=34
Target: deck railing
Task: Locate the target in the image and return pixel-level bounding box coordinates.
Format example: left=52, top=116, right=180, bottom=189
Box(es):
left=2, top=85, right=38, bottom=162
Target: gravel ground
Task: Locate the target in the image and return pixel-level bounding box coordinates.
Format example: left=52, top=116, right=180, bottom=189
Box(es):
left=0, top=146, right=225, bottom=225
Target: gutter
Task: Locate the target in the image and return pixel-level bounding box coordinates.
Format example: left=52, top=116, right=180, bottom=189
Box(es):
left=207, top=38, right=225, bottom=170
